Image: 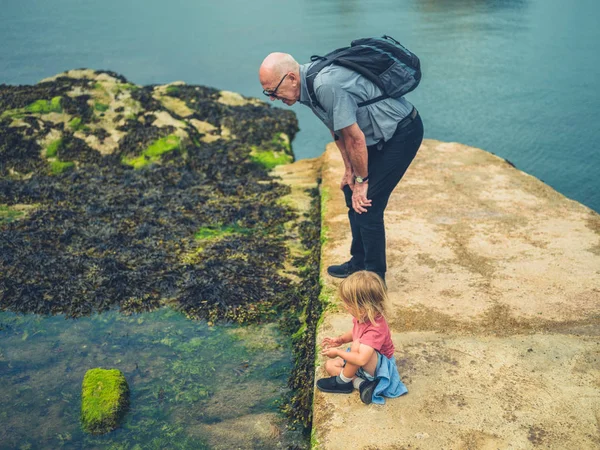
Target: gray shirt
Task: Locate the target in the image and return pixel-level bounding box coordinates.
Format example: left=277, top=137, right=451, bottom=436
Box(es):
left=299, top=62, right=414, bottom=146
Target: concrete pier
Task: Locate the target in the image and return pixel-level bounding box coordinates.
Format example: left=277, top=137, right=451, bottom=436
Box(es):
left=312, top=139, right=600, bottom=449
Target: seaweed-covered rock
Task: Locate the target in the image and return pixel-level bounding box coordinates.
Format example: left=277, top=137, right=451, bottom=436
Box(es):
left=81, top=368, right=129, bottom=435
left=1, top=69, right=322, bottom=432
left=0, top=70, right=301, bottom=322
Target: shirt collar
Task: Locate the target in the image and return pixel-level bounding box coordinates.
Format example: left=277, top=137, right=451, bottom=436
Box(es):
left=299, top=63, right=311, bottom=105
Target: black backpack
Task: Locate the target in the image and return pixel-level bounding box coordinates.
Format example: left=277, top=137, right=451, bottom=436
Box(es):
left=306, top=35, right=421, bottom=110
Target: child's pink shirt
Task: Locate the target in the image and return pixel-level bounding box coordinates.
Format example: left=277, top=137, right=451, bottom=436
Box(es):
left=352, top=315, right=395, bottom=359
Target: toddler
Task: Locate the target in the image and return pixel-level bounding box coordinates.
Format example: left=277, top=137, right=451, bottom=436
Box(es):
left=317, top=271, right=407, bottom=404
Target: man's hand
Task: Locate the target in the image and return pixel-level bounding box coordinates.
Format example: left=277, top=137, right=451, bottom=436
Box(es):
left=340, top=168, right=354, bottom=191
left=352, top=181, right=371, bottom=214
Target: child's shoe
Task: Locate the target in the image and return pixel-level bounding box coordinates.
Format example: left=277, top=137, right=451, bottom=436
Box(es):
left=359, top=378, right=380, bottom=404
left=316, top=376, right=353, bottom=394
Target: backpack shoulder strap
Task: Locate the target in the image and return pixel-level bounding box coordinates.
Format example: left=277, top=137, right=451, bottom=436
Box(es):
left=306, top=56, right=334, bottom=111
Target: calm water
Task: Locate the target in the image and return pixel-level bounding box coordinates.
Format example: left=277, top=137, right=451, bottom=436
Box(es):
left=1, top=0, right=599, bottom=212
left=0, top=309, right=302, bottom=449
left=0, top=1, right=598, bottom=447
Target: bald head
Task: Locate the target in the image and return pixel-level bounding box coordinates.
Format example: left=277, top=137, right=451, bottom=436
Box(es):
left=259, top=53, right=299, bottom=84
left=259, top=52, right=302, bottom=105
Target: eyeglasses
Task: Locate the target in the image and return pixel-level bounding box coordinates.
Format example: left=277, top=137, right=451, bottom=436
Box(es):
left=262, top=73, right=288, bottom=98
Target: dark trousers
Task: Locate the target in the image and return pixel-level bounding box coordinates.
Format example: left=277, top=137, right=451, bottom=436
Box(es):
left=343, top=112, right=424, bottom=280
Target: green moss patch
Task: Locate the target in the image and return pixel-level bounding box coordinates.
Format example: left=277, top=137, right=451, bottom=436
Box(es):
left=145, top=135, right=180, bottom=157
left=50, top=160, right=74, bottom=174
left=0, top=109, right=25, bottom=120
left=250, top=149, right=294, bottom=170
left=0, top=205, right=24, bottom=223
left=279, top=188, right=323, bottom=429
left=182, top=225, right=254, bottom=265
left=46, top=138, right=63, bottom=157
left=81, top=368, right=129, bottom=435
left=123, top=134, right=181, bottom=168
left=194, top=224, right=251, bottom=240
left=94, top=102, right=109, bottom=112
left=166, top=85, right=180, bottom=96
left=25, top=96, right=62, bottom=114
left=250, top=133, right=293, bottom=170
left=68, top=117, right=87, bottom=132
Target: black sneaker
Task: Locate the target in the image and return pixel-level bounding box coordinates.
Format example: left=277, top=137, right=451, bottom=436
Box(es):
left=327, top=261, right=363, bottom=279
left=316, top=376, right=353, bottom=394
left=359, top=378, right=380, bottom=405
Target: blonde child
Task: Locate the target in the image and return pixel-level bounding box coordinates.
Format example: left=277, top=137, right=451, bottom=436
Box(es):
left=317, top=271, right=407, bottom=404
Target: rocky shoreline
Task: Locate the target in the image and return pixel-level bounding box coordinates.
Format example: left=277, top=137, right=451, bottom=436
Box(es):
left=0, top=70, right=322, bottom=436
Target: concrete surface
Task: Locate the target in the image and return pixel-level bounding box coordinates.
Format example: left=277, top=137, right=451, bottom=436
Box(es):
left=312, top=139, right=600, bottom=449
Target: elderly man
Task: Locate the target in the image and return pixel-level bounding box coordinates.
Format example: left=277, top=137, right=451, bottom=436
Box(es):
left=259, top=52, right=423, bottom=282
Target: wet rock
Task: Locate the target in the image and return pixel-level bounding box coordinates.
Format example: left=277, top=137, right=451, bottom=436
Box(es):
left=81, top=368, right=129, bottom=435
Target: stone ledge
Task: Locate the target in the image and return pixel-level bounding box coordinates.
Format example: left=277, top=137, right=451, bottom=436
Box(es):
left=313, top=139, right=600, bottom=449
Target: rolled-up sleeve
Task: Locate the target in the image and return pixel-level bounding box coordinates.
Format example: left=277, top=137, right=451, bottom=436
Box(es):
left=315, top=83, right=358, bottom=132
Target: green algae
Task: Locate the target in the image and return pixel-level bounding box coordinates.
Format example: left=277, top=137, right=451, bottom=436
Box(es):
left=145, top=135, right=180, bottom=157
left=166, top=85, right=180, bottom=96
left=69, top=117, right=83, bottom=131
left=0, top=109, right=25, bottom=120
left=94, top=102, right=109, bottom=112
left=0, top=205, right=25, bottom=223
left=50, top=160, right=74, bottom=174
left=113, top=83, right=138, bottom=95
left=0, top=308, right=302, bottom=448
left=81, top=368, right=129, bottom=435
left=122, top=134, right=181, bottom=168
left=1, top=96, right=62, bottom=119
left=25, top=96, right=62, bottom=114
left=50, top=160, right=75, bottom=174
left=46, top=138, right=63, bottom=157
left=278, top=187, right=323, bottom=430
left=250, top=133, right=294, bottom=170
left=251, top=148, right=294, bottom=170
left=194, top=224, right=251, bottom=240
left=310, top=430, right=320, bottom=449
left=319, top=186, right=331, bottom=246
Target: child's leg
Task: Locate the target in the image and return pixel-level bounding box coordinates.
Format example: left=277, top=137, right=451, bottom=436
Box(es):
left=354, top=351, right=381, bottom=405
left=317, top=357, right=353, bottom=394
left=361, top=350, right=379, bottom=378
left=324, top=357, right=345, bottom=376
left=324, top=356, right=359, bottom=379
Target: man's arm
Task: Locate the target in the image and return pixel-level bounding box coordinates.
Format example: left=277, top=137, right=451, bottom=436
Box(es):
left=340, top=123, right=371, bottom=213
left=332, top=131, right=354, bottom=190
left=332, top=131, right=352, bottom=169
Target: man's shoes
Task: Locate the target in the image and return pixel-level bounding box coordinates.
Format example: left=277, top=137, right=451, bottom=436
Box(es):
left=359, top=378, right=380, bottom=405
left=316, top=376, right=353, bottom=394
left=327, top=261, right=363, bottom=279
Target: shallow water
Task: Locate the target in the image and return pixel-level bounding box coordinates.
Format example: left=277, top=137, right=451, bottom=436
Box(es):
left=1, top=0, right=599, bottom=212
left=0, top=309, right=303, bottom=449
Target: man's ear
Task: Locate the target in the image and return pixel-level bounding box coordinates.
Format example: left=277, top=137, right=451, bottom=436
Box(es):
left=289, top=72, right=297, bottom=86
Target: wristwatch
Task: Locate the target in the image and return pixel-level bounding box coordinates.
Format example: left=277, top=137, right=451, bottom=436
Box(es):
left=354, top=175, right=369, bottom=184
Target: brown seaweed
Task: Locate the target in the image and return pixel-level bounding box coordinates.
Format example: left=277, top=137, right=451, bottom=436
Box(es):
left=0, top=71, right=299, bottom=321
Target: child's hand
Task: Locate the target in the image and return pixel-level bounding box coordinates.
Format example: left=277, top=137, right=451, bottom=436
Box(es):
left=321, top=336, right=342, bottom=349
left=321, top=347, right=339, bottom=358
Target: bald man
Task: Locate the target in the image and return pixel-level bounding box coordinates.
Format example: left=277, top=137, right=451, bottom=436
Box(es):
left=259, top=53, right=423, bottom=282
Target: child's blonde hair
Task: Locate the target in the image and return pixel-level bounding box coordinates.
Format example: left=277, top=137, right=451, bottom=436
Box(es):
left=338, top=271, right=388, bottom=324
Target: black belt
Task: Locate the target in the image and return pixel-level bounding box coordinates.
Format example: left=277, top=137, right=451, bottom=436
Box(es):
left=368, top=108, right=418, bottom=151
left=396, top=107, right=418, bottom=132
